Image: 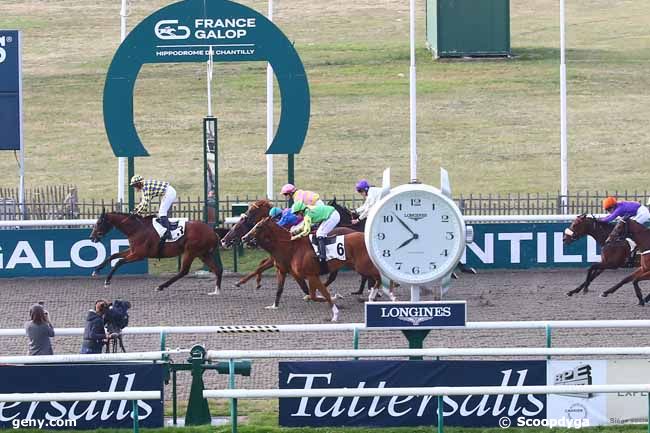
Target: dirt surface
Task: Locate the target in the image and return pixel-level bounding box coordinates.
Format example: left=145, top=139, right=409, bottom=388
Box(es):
left=2, top=268, right=649, bottom=398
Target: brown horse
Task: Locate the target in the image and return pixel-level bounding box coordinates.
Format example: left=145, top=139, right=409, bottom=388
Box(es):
left=221, top=200, right=354, bottom=308
left=242, top=217, right=383, bottom=321
left=89, top=211, right=223, bottom=293
left=601, top=219, right=650, bottom=305
left=563, top=214, right=636, bottom=296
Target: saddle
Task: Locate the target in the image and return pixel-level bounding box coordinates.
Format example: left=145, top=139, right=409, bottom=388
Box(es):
left=152, top=218, right=188, bottom=242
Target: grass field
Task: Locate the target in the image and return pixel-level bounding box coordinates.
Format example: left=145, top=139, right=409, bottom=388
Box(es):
left=1, top=0, right=649, bottom=201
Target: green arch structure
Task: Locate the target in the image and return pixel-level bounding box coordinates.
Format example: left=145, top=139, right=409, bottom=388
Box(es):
left=103, top=0, right=310, bottom=157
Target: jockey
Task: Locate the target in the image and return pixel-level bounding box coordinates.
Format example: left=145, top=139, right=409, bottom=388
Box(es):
left=290, top=201, right=340, bottom=271
left=280, top=183, right=324, bottom=206
left=269, top=207, right=303, bottom=229
left=130, top=175, right=177, bottom=241
left=352, top=179, right=382, bottom=225
left=599, top=196, right=650, bottom=225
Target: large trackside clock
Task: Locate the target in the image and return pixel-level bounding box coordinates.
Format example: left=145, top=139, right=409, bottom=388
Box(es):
left=365, top=183, right=467, bottom=286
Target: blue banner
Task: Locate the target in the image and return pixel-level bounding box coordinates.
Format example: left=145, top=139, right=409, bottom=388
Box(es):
left=463, top=222, right=598, bottom=269
left=0, top=229, right=147, bottom=277
left=365, top=301, right=466, bottom=329
left=280, top=360, right=546, bottom=427
left=0, top=363, right=164, bottom=429
left=0, top=30, right=21, bottom=150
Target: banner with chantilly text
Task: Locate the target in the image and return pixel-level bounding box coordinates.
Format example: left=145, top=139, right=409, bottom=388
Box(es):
left=279, top=360, right=546, bottom=427
left=0, top=363, right=164, bottom=429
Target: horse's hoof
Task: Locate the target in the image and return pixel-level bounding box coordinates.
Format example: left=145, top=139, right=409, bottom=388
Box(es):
left=350, top=290, right=363, bottom=295
left=566, top=291, right=573, bottom=297
left=255, top=285, right=262, bottom=290
left=451, top=272, right=458, bottom=280
left=264, top=304, right=278, bottom=310
left=333, top=293, right=344, bottom=300
left=92, top=271, right=98, bottom=277
left=207, top=289, right=220, bottom=296
left=638, top=300, right=645, bottom=306
left=389, top=294, right=397, bottom=302
left=104, top=282, right=110, bottom=289
left=303, top=295, right=311, bottom=301
left=234, top=282, right=242, bottom=287
left=156, top=286, right=164, bottom=292
left=599, top=292, right=608, bottom=298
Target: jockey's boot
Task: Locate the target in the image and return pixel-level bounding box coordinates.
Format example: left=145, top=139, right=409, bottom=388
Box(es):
left=157, top=216, right=171, bottom=258
left=317, top=236, right=329, bottom=275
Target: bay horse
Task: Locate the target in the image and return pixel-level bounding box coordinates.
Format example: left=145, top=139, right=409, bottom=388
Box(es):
left=220, top=200, right=353, bottom=308
left=89, top=211, right=223, bottom=293
left=600, top=219, right=650, bottom=305
left=563, top=214, right=636, bottom=296
left=242, top=217, right=383, bottom=321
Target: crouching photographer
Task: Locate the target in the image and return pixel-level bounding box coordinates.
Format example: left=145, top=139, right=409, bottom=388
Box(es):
left=103, top=299, right=131, bottom=353
left=80, top=300, right=112, bottom=354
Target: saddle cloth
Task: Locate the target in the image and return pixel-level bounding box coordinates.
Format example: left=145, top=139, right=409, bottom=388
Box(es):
left=152, top=218, right=188, bottom=242
left=309, top=234, right=346, bottom=261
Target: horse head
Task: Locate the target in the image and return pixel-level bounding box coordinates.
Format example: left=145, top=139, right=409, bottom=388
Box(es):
left=241, top=216, right=272, bottom=246
left=563, top=213, right=589, bottom=245
left=327, top=197, right=354, bottom=226
left=90, top=209, right=114, bottom=242
left=221, top=200, right=272, bottom=247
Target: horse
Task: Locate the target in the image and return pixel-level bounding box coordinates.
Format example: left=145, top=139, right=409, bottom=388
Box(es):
left=220, top=200, right=362, bottom=308
left=563, top=214, right=636, bottom=296
left=89, top=211, right=223, bottom=293
left=242, top=217, right=384, bottom=321
left=600, top=219, right=650, bottom=305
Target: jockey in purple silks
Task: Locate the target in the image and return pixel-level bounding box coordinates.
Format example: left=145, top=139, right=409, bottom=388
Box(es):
left=599, top=197, right=650, bottom=225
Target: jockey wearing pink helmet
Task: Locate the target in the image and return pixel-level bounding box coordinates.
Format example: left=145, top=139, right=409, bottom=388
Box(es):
left=280, top=183, right=324, bottom=206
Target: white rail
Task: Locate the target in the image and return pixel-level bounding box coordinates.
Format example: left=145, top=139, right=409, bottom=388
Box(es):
left=204, top=383, right=650, bottom=399
left=0, top=391, right=160, bottom=403
left=0, top=349, right=187, bottom=365
left=206, top=346, right=650, bottom=360
left=3, top=319, right=650, bottom=338
left=0, top=214, right=603, bottom=229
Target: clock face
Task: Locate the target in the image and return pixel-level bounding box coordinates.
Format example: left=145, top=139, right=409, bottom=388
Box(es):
left=365, top=184, right=465, bottom=285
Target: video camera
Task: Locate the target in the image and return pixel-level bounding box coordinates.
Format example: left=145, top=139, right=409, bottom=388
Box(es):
left=104, top=299, right=131, bottom=353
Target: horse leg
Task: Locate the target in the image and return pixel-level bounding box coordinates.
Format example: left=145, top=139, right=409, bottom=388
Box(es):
left=600, top=267, right=644, bottom=298
left=266, top=270, right=287, bottom=309
left=236, top=257, right=273, bottom=289
left=201, top=252, right=224, bottom=296
left=104, top=254, right=140, bottom=288
left=567, top=265, right=600, bottom=296
left=307, top=275, right=339, bottom=322
left=93, top=250, right=129, bottom=277
left=156, top=253, right=195, bottom=291
left=351, top=275, right=365, bottom=295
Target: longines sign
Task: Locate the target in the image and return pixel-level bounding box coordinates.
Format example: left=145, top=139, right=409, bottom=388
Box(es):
left=365, top=301, right=466, bottom=329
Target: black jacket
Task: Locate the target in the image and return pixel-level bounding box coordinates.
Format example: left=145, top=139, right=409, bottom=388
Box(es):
left=80, top=310, right=105, bottom=354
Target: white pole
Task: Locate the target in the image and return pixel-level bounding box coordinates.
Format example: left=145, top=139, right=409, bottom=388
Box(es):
left=117, top=0, right=128, bottom=208
left=266, top=0, right=274, bottom=200
left=0, top=391, right=161, bottom=403
left=17, top=31, right=24, bottom=217
left=207, top=47, right=213, bottom=117
left=559, top=0, right=568, bottom=212
left=409, top=0, right=417, bottom=183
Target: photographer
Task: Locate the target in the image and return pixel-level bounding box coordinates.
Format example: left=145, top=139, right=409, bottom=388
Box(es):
left=80, top=300, right=116, bottom=354
left=25, top=303, right=54, bottom=355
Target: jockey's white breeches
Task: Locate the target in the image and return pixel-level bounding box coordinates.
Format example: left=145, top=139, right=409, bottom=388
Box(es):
left=316, top=210, right=340, bottom=238
left=632, top=205, right=650, bottom=225
left=158, top=185, right=177, bottom=217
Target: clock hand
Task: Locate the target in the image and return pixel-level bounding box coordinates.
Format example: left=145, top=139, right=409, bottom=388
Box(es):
left=393, top=212, right=417, bottom=236
left=396, top=235, right=417, bottom=250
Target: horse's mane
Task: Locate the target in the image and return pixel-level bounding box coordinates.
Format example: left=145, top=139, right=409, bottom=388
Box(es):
left=105, top=212, right=152, bottom=221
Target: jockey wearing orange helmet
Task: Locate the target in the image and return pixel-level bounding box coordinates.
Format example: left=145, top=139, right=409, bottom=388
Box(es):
left=280, top=183, right=324, bottom=207
left=599, top=196, right=650, bottom=224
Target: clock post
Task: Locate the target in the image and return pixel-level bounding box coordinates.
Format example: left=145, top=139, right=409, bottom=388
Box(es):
left=364, top=168, right=471, bottom=355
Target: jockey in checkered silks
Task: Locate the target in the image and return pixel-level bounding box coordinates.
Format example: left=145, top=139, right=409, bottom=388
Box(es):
left=129, top=175, right=177, bottom=242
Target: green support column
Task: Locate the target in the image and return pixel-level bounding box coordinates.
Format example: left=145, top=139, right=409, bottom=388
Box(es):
left=401, top=330, right=430, bottom=360
left=437, top=395, right=444, bottom=433
left=185, top=346, right=211, bottom=426
left=229, top=359, right=238, bottom=433
left=132, top=400, right=140, bottom=433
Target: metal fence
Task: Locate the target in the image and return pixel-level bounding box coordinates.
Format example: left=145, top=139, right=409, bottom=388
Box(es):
left=1, top=190, right=649, bottom=222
